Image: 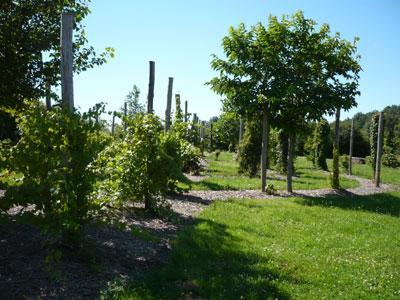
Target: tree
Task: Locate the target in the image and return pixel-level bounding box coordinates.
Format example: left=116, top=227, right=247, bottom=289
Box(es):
left=208, top=17, right=288, bottom=192
left=0, top=0, right=114, bottom=140
left=122, top=85, right=145, bottom=116
left=212, top=112, right=240, bottom=151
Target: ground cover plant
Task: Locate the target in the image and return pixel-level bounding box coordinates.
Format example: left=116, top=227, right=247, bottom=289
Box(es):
left=181, top=152, right=358, bottom=191
left=110, top=192, right=400, bottom=299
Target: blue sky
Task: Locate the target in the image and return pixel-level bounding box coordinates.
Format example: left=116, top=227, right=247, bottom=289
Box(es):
left=69, top=0, right=399, bottom=123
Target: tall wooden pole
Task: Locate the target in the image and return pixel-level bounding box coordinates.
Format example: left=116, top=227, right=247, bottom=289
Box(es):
left=45, top=82, right=51, bottom=110
left=331, top=107, right=341, bottom=189
left=286, top=133, right=294, bottom=193
left=61, top=12, right=74, bottom=111
left=111, top=112, right=116, bottom=136
left=349, top=119, right=354, bottom=175
left=184, top=101, right=188, bottom=122
left=165, top=77, right=173, bottom=131
left=123, top=102, right=127, bottom=131
left=209, top=123, right=213, bottom=152
left=375, top=112, right=384, bottom=187
left=147, top=61, right=155, bottom=114
left=261, top=108, right=269, bottom=192
left=239, top=118, right=244, bottom=142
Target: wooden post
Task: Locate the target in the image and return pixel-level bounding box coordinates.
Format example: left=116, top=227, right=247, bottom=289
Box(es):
left=209, top=123, right=213, bottom=152
left=201, top=121, right=205, bottom=155
left=61, top=12, right=74, bottom=111
left=111, top=112, right=116, bottom=136
left=349, top=119, right=354, bottom=175
left=184, top=101, right=188, bottom=122
left=147, top=61, right=155, bottom=114
left=261, top=107, right=269, bottom=192
left=331, top=107, right=341, bottom=189
left=287, top=133, right=294, bottom=193
left=375, top=112, right=384, bottom=187
left=45, top=82, right=51, bottom=110
left=239, top=118, right=244, bottom=142
left=123, top=102, right=127, bottom=131
left=165, top=77, right=173, bottom=131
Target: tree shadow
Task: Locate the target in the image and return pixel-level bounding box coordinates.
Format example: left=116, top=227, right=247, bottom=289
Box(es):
left=195, top=180, right=239, bottom=191
left=116, top=217, right=294, bottom=299
left=296, top=192, right=400, bottom=217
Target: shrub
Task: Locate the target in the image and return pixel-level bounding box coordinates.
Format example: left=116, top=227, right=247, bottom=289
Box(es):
left=265, top=183, right=276, bottom=195
left=340, top=155, right=349, bottom=170
left=215, top=150, right=221, bottom=161
left=1, top=100, right=109, bottom=247
left=382, top=153, right=400, bottom=168
left=238, top=117, right=262, bottom=177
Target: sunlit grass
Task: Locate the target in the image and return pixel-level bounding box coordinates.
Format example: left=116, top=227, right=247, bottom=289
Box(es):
left=181, top=152, right=358, bottom=191
left=112, top=192, right=400, bottom=299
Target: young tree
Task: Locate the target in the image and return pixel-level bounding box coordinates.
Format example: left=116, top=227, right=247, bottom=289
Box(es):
left=123, top=85, right=145, bottom=116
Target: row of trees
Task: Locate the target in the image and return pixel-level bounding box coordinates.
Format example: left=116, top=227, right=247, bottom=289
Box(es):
left=208, top=11, right=361, bottom=192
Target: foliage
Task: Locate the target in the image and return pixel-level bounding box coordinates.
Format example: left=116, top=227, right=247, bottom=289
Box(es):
left=92, top=114, right=186, bottom=214
left=306, top=119, right=330, bottom=170
left=0, top=0, right=114, bottom=140
left=174, top=94, right=184, bottom=124
left=212, top=112, right=239, bottom=151
left=382, top=153, right=400, bottom=168
left=265, top=183, right=276, bottom=195
left=331, top=148, right=340, bottom=189
left=122, top=84, right=145, bottom=116
left=340, top=155, right=349, bottom=170
left=238, top=118, right=261, bottom=177
left=0, top=100, right=110, bottom=246
left=209, top=11, right=360, bottom=191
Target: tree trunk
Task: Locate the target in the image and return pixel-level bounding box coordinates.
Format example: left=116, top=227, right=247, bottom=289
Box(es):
left=349, top=119, right=354, bottom=175
left=147, top=61, right=155, bottom=114
left=286, top=132, right=294, bottom=193
left=261, top=108, right=269, bottom=192
left=165, top=77, right=173, bottom=131
left=375, top=112, right=384, bottom=187
left=61, top=12, right=74, bottom=111
left=332, top=107, right=341, bottom=189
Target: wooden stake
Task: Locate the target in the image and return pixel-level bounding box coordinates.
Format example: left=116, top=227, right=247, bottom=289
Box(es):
left=61, top=12, right=74, bottom=111
left=111, top=112, right=116, bottom=136
left=184, top=101, right=188, bottom=122
left=349, top=119, right=354, bottom=175
left=45, top=82, right=51, bottom=110
left=286, top=132, right=294, bottom=193
left=147, top=61, right=155, bottom=114
left=165, top=77, right=173, bottom=131
left=375, top=112, right=384, bottom=187
left=261, top=108, right=269, bottom=192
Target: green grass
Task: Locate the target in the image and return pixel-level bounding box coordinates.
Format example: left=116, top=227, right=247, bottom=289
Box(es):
left=327, top=159, right=400, bottom=186
left=109, top=193, right=400, bottom=299
left=181, top=152, right=358, bottom=191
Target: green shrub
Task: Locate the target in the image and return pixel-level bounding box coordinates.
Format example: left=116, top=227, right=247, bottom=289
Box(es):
left=238, top=117, right=261, bottom=177
left=265, top=183, right=276, bottom=195
left=340, top=155, right=349, bottom=170
left=1, top=100, right=109, bottom=247
left=382, top=153, right=400, bottom=168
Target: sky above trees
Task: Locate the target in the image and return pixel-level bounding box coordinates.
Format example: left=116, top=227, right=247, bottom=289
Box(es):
left=69, top=0, right=399, bottom=122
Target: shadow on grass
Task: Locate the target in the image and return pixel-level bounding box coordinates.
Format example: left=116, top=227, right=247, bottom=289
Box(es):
left=194, top=180, right=239, bottom=191
left=296, top=192, right=400, bottom=217
left=116, top=218, right=291, bottom=299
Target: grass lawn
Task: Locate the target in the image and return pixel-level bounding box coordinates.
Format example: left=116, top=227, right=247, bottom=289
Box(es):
left=109, top=192, right=400, bottom=299
left=181, top=152, right=358, bottom=191
left=327, top=159, right=400, bottom=186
